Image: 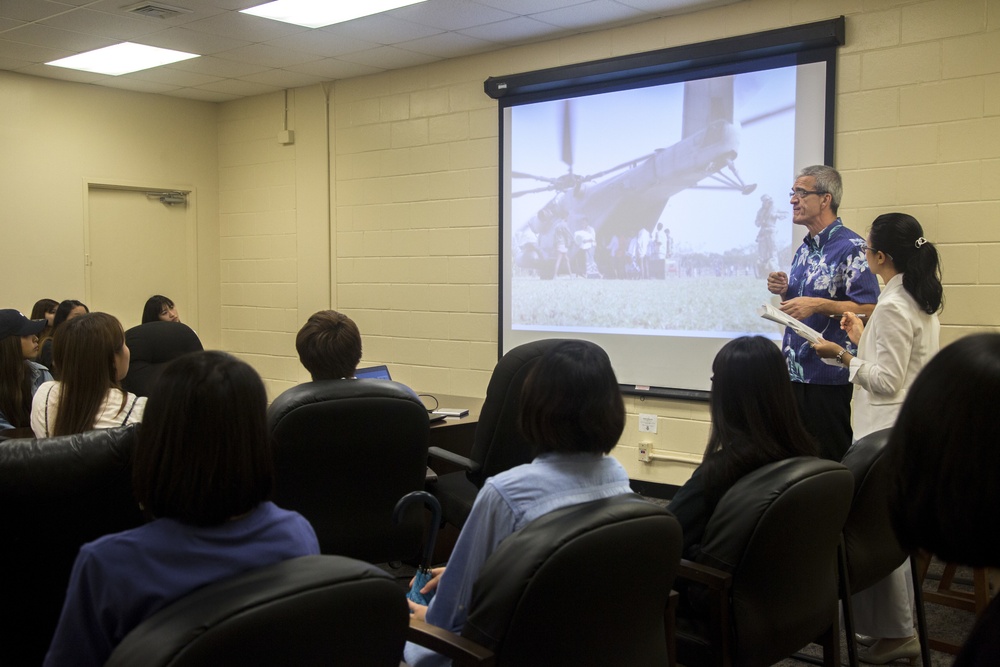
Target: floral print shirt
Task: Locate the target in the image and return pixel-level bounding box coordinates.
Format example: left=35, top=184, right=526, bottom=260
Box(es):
left=783, top=219, right=880, bottom=385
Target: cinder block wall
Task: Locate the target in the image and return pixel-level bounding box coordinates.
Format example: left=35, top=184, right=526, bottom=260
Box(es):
left=218, top=0, right=1000, bottom=486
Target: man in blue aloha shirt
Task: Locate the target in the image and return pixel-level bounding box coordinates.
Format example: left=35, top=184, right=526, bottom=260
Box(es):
left=767, top=165, right=879, bottom=461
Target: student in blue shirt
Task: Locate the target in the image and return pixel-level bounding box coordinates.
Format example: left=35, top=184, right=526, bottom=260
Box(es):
left=403, top=340, right=634, bottom=667
left=44, top=351, right=319, bottom=666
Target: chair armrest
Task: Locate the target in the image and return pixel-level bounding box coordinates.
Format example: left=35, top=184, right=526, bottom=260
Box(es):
left=675, top=559, right=733, bottom=666
left=677, top=558, right=733, bottom=591
left=407, top=618, right=496, bottom=667
left=427, top=447, right=476, bottom=471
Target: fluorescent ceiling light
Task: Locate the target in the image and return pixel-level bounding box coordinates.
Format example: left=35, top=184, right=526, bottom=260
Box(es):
left=47, top=42, right=199, bottom=76
left=241, top=0, right=428, bottom=29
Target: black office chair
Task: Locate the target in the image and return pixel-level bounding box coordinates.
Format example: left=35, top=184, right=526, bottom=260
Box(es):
left=674, top=457, right=854, bottom=667
left=427, top=338, right=569, bottom=529
left=267, top=379, right=429, bottom=564
left=836, top=429, right=931, bottom=667
left=122, top=321, right=203, bottom=396
left=407, top=494, right=683, bottom=666
left=105, top=555, right=409, bottom=667
left=0, top=425, right=144, bottom=667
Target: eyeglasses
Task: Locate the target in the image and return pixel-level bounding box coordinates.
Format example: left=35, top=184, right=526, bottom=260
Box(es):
left=861, top=243, right=893, bottom=261
left=789, top=189, right=827, bottom=199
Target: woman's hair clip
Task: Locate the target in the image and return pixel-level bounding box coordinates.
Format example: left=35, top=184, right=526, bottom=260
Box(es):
left=915, top=237, right=928, bottom=248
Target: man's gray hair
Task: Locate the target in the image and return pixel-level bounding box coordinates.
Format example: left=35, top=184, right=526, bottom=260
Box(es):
left=798, top=165, right=843, bottom=213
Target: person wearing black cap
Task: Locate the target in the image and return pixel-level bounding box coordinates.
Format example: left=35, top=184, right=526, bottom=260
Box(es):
left=0, top=309, right=53, bottom=432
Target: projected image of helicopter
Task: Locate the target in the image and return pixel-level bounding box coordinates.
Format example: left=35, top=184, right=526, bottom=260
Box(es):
left=512, top=77, right=789, bottom=279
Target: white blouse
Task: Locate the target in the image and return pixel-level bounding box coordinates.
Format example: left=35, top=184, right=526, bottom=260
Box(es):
left=30, top=381, right=146, bottom=438
left=848, top=273, right=939, bottom=441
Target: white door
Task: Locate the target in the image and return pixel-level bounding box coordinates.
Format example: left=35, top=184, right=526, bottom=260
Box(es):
left=85, top=186, right=196, bottom=331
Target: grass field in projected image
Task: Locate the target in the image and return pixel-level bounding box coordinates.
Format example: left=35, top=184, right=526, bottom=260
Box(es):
left=512, top=275, right=778, bottom=334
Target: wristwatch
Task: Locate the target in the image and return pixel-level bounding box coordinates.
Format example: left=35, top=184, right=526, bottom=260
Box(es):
left=835, top=349, right=848, bottom=366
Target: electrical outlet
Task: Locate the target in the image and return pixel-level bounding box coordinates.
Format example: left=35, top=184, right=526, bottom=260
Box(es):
left=638, top=445, right=651, bottom=463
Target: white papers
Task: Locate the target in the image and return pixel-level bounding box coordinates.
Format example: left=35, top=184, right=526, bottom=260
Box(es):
left=758, top=303, right=825, bottom=344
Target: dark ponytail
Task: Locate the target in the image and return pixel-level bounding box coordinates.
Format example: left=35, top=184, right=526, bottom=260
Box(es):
left=869, top=213, right=943, bottom=314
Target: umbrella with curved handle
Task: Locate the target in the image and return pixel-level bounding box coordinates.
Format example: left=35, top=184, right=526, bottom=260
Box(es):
left=393, top=490, right=442, bottom=606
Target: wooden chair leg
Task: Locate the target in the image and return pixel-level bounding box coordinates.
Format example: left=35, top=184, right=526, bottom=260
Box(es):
left=915, top=554, right=998, bottom=656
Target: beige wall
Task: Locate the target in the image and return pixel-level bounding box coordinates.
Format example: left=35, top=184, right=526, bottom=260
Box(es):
left=0, top=71, right=222, bottom=348
left=4, top=0, right=998, bottom=487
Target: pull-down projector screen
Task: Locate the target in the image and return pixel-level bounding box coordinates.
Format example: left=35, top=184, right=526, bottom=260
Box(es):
left=493, top=19, right=844, bottom=399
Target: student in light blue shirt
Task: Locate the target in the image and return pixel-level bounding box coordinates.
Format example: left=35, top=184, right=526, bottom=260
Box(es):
left=404, top=340, right=634, bottom=666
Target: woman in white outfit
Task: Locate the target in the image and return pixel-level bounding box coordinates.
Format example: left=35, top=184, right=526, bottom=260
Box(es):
left=814, top=212, right=943, bottom=664
left=31, top=312, right=145, bottom=437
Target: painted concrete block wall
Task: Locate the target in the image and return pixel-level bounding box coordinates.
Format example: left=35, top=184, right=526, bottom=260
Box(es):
left=217, top=87, right=332, bottom=399
left=0, top=71, right=221, bottom=346
left=305, top=0, right=998, bottom=486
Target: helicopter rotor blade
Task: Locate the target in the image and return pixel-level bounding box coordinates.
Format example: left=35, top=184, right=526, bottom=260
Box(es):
left=511, top=170, right=558, bottom=184
left=561, top=100, right=574, bottom=172
left=581, top=152, right=657, bottom=183
left=512, top=184, right=558, bottom=198
left=740, top=103, right=794, bottom=127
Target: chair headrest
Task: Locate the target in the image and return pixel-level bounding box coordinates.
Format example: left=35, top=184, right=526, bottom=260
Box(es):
left=266, top=379, right=425, bottom=429
left=698, top=457, right=853, bottom=573
left=465, top=494, right=680, bottom=651
left=124, top=321, right=203, bottom=364
left=0, top=424, right=137, bottom=497
left=841, top=428, right=892, bottom=496
left=105, top=555, right=409, bottom=667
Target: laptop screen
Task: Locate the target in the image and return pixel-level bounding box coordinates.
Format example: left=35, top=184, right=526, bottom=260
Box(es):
left=354, top=365, right=391, bottom=380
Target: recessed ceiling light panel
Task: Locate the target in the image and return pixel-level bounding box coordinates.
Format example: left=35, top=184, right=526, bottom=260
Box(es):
left=241, top=0, right=428, bottom=29
left=46, top=42, right=199, bottom=76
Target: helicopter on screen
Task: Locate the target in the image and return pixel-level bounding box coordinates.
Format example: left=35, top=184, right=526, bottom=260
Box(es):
left=511, top=76, right=785, bottom=279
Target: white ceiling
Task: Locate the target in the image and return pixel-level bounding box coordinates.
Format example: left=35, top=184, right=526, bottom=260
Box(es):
left=0, top=0, right=738, bottom=102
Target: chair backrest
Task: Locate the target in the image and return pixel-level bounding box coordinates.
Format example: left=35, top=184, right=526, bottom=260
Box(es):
left=105, top=555, right=409, bottom=667
left=696, top=457, right=854, bottom=667
left=0, top=425, right=144, bottom=667
left=464, top=494, right=682, bottom=667
left=840, top=428, right=908, bottom=592
left=467, top=338, right=569, bottom=487
left=122, top=321, right=203, bottom=396
left=266, top=379, right=429, bottom=564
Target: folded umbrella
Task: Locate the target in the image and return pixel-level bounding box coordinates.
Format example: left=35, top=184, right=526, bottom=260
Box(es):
left=393, top=490, right=442, bottom=606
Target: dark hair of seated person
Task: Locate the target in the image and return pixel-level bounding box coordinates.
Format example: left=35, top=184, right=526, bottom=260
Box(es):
left=51, top=312, right=128, bottom=436
left=141, top=294, right=176, bottom=324
left=886, top=333, right=1000, bottom=566
left=132, top=350, right=274, bottom=527
left=294, top=310, right=362, bottom=381
left=517, top=339, right=625, bottom=456
left=0, top=334, right=34, bottom=428
left=52, top=299, right=89, bottom=330
left=701, top=335, right=818, bottom=509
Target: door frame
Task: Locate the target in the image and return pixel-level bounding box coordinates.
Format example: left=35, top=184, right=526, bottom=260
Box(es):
left=82, top=178, right=199, bottom=330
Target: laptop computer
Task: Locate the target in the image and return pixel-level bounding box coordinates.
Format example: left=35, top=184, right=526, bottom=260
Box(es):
left=354, top=365, right=447, bottom=422
left=354, top=365, right=391, bottom=380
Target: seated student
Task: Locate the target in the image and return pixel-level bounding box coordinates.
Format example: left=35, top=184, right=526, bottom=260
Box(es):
left=295, top=309, right=363, bottom=380
left=886, top=333, right=1000, bottom=667
left=403, top=340, right=634, bottom=667
left=668, top=335, right=819, bottom=560
left=31, top=312, right=144, bottom=437
left=141, top=294, right=181, bottom=324
left=0, top=309, right=52, bottom=431
left=30, top=298, right=58, bottom=348
left=44, top=351, right=320, bottom=666
left=37, top=299, right=89, bottom=373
